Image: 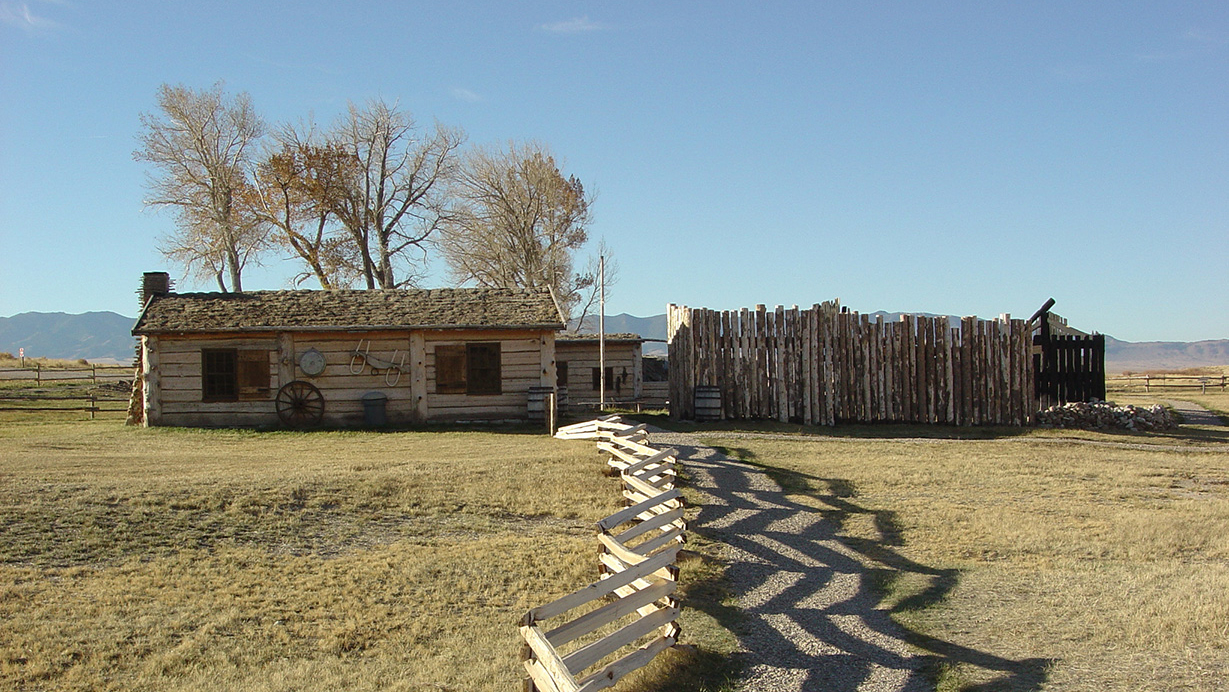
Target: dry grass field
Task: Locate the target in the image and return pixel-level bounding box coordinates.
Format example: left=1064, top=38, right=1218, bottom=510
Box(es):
left=6, top=378, right=1227, bottom=691
left=699, top=430, right=1229, bottom=691
left=0, top=420, right=740, bottom=692
left=0, top=358, right=133, bottom=422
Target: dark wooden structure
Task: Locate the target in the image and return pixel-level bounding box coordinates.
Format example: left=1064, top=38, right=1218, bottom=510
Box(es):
left=1030, top=299, right=1106, bottom=407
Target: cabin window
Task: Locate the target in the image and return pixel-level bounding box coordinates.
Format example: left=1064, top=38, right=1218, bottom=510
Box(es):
left=203, top=349, right=237, bottom=401
left=435, top=342, right=502, bottom=395
left=591, top=366, right=615, bottom=392
left=643, top=357, right=668, bottom=382
left=466, top=343, right=502, bottom=395
left=556, top=361, right=568, bottom=389
left=237, top=350, right=272, bottom=399
left=202, top=349, right=271, bottom=402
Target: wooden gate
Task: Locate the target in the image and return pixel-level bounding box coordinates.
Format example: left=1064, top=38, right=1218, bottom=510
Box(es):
left=1032, top=303, right=1105, bottom=407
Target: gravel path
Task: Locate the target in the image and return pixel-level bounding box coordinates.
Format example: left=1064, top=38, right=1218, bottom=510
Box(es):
left=650, top=430, right=931, bottom=692
left=1164, top=399, right=1227, bottom=427
left=647, top=412, right=1224, bottom=690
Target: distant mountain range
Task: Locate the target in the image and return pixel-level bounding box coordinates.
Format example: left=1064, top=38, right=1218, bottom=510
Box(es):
left=4, top=310, right=1227, bottom=372
left=1104, top=336, right=1229, bottom=373
left=0, top=312, right=137, bottom=363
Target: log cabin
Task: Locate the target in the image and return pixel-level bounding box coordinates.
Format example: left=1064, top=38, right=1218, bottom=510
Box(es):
left=131, top=273, right=565, bottom=427
left=554, top=333, right=644, bottom=409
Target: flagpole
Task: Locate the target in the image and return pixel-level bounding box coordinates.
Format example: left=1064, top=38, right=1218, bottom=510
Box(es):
left=599, top=255, right=606, bottom=411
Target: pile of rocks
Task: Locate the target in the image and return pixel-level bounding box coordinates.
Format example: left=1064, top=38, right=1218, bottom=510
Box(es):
left=1036, top=400, right=1178, bottom=431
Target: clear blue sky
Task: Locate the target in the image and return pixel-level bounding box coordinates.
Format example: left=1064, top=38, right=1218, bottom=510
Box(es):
left=2, top=1, right=1225, bottom=342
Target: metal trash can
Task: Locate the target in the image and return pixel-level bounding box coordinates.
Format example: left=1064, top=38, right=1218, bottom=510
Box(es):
left=361, top=391, right=388, bottom=426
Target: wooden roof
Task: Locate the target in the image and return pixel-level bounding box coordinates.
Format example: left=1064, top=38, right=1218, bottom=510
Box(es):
left=133, top=287, right=565, bottom=335
left=556, top=333, right=645, bottom=344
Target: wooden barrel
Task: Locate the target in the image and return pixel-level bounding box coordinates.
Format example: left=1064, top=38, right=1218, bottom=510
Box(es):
left=527, top=386, right=553, bottom=422
left=694, top=385, right=722, bottom=421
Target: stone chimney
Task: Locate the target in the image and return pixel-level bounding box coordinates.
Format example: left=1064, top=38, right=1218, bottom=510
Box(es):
left=139, top=272, right=173, bottom=309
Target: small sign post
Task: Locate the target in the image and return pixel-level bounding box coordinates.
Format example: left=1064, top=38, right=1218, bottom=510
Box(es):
left=18, top=348, right=23, bottom=367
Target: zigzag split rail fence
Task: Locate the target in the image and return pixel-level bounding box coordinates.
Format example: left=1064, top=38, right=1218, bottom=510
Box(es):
left=520, top=416, right=685, bottom=692
left=668, top=302, right=1037, bottom=426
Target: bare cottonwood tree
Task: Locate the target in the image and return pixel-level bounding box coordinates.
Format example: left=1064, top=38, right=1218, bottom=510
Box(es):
left=135, top=82, right=267, bottom=292
left=437, top=141, right=595, bottom=317
left=248, top=125, right=361, bottom=289
left=324, top=100, right=465, bottom=289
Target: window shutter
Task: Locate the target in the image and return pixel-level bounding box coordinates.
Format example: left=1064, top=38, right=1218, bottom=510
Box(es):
left=238, top=350, right=271, bottom=400
left=436, top=345, right=467, bottom=394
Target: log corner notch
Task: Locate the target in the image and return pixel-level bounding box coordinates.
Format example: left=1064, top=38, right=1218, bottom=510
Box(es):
left=521, top=417, right=685, bottom=692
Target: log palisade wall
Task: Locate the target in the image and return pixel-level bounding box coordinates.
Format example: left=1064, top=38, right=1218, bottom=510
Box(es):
left=667, top=303, right=1036, bottom=426
left=143, top=328, right=555, bottom=427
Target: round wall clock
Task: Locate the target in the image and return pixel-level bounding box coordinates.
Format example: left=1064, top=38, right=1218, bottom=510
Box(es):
left=299, top=348, right=326, bottom=377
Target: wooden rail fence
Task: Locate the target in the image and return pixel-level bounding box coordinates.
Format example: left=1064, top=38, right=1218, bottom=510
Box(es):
left=0, top=394, right=128, bottom=418
left=520, top=416, right=684, bottom=692
left=668, top=303, right=1036, bottom=426
left=1107, top=374, right=1228, bottom=393
left=0, top=364, right=133, bottom=386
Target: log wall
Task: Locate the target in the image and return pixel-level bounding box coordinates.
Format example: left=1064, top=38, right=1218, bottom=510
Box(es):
left=423, top=330, right=555, bottom=422
left=144, top=328, right=555, bottom=427
left=667, top=303, right=1036, bottom=426
left=555, top=341, right=643, bottom=404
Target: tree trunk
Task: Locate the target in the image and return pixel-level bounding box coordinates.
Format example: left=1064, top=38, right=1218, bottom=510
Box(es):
left=311, top=261, right=334, bottom=289
left=228, top=247, right=243, bottom=292
left=377, top=232, right=394, bottom=288
left=359, top=237, right=377, bottom=289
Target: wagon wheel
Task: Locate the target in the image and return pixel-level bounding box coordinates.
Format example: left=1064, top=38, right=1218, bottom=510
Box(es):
left=276, top=380, right=325, bottom=427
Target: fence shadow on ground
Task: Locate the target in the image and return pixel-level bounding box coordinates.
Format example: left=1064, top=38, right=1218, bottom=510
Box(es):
left=669, top=441, right=1052, bottom=692
left=1125, top=424, right=1229, bottom=445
